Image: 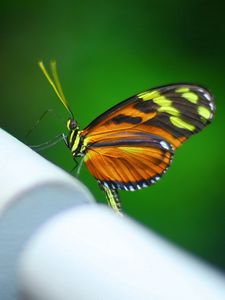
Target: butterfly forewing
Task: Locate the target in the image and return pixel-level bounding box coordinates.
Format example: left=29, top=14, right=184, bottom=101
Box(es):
left=83, top=84, right=214, bottom=146
left=81, top=84, right=215, bottom=191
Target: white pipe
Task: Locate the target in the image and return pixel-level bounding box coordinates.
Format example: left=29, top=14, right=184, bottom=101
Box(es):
left=0, top=129, right=225, bottom=300
left=0, top=129, right=93, bottom=214
left=18, top=206, right=225, bottom=300
left=0, top=129, right=94, bottom=299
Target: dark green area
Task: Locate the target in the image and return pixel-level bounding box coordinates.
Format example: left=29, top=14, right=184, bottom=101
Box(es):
left=1, top=0, right=224, bottom=270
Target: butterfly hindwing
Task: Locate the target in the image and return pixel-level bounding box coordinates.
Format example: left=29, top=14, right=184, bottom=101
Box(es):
left=84, top=131, right=174, bottom=190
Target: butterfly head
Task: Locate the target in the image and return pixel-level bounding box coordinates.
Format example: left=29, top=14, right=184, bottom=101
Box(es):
left=67, top=118, right=78, bottom=131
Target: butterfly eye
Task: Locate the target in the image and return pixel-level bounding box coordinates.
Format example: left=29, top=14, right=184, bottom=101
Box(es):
left=67, top=118, right=77, bottom=130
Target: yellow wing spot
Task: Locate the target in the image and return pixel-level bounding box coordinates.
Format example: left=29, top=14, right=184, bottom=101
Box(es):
left=122, top=147, right=144, bottom=154
left=182, top=92, right=198, bottom=103
left=152, top=96, right=180, bottom=116
left=175, top=87, right=190, bottom=93
left=198, top=106, right=211, bottom=120
left=138, top=90, right=161, bottom=101
left=170, top=116, right=195, bottom=131
left=158, top=106, right=180, bottom=116
left=153, top=96, right=172, bottom=106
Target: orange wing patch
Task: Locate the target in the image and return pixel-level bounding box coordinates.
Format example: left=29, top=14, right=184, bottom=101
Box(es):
left=84, top=135, right=173, bottom=191
left=83, top=101, right=156, bottom=138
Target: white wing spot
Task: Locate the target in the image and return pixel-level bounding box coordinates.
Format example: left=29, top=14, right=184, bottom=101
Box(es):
left=160, top=141, right=170, bottom=150
left=209, top=102, right=214, bottom=111
left=129, top=186, right=135, bottom=191
left=204, top=93, right=211, bottom=101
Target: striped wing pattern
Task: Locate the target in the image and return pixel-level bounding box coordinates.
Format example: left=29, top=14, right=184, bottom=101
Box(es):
left=81, top=84, right=215, bottom=191
left=84, top=133, right=173, bottom=190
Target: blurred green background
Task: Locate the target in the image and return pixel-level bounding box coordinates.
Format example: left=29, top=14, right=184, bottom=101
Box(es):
left=1, top=0, right=224, bottom=270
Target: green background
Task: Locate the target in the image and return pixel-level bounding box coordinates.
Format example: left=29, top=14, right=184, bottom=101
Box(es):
left=1, top=1, right=225, bottom=270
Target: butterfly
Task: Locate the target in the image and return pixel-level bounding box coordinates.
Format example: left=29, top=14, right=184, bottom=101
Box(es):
left=38, top=61, right=215, bottom=215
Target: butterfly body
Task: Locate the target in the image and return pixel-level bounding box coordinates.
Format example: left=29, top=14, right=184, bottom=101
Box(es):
left=38, top=62, right=215, bottom=215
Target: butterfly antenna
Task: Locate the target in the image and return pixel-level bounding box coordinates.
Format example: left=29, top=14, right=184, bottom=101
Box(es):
left=30, top=134, right=65, bottom=152
left=25, top=109, right=52, bottom=140
left=38, top=61, right=74, bottom=118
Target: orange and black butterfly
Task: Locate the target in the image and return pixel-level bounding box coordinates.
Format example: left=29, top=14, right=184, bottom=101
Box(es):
left=38, top=61, right=215, bottom=215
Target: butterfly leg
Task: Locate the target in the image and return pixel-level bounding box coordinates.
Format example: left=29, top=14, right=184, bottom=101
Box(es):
left=75, top=156, right=85, bottom=177
left=29, top=133, right=65, bottom=152
left=70, top=156, right=85, bottom=177
left=25, top=108, right=65, bottom=140
left=70, top=158, right=78, bottom=174
left=99, top=184, right=123, bottom=216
